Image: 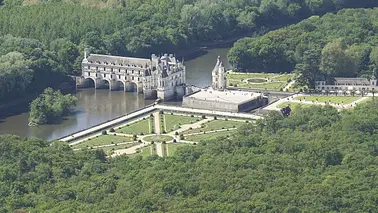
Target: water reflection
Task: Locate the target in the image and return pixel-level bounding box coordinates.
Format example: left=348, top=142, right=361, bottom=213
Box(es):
left=0, top=48, right=232, bottom=140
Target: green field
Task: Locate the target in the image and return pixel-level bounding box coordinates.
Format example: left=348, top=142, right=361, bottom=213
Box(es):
left=272, top=74, right=294, bottom=82
left=128, top=145, right=156, bottom=158
left=185, top=130, right=235, bottom=142
left=96, top=142, right=139, bottom=155
left=164, top=114, right=200, bottom=132
left=167, top=143, right=190, bottom=156
left=227, top=72, right=291, bottom=90
left=277, top=102, right=312, bottom=109
left=72, top=135, right=133, bottom=149
left=295, top=95, right=362, bottom=104
left=143, top=135, right=173, bottom=142
left=117, top=118, right=151, bottom=134
left=182, top=119, right=244, bottom=134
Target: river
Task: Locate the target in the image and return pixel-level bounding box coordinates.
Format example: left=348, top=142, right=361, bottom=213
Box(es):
left=0, top=48, right=231, bottom=140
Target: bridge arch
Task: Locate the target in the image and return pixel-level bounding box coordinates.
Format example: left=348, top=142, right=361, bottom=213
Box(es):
left=96, top=78, right=111, bottom=90
left=114, top=80, right=126, bottom=91
left=83, top=77, right=96, bottom=88
left=125, top=81, right=138, bottom=92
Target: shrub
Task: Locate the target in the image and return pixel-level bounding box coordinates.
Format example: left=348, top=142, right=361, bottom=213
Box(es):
left=189, top=127, right=192, bottom=130
left=170, top=112, right=173, bottom=115
left=163, top=141, right=166, bottom=144
left=234, top=84, right=238, bottom=87
left=150, top=113, right=153, bottom=117
left=151, top=141, right=155, bottom=144
left=140, top=132, right=144, bottom=135
left=138, top=139, right=142, bottom=143
left=151, top=130, right=155, bottom=134
left=214, top=116, right=217, bottom=120
left=225, top=118, right=228, bottom=121
left=175, top=131, right=179, bottom=135
left=102, top=130, right=107, bottom=135
left=115, top=143, right=118, bottom=146
left=88, top=138, right=91, bottom=141
left=202, top=115, right=206, bottom=119
left=246, top=120, right=249, bottom=123
left=143, top=117, right=146, bottom=120
left=180, top=135, right=185, bottom=140
left=229, top=83, right=233, bottom=86
left=173, top=139, right=177, bottom=143
left=162, top=130, right=166, bottom=134
left=159, top=110, right=164, bottom=114
left=193, top=143, right=197, bottom=145
left=113, top=134, right=116, bottom=136
left=191, top=114, right=194, bottom=117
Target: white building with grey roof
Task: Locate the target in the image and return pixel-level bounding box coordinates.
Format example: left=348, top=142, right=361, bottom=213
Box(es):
left=315, top=74, right=378, bottom=92
left=81, top=50, right=186, bottom=100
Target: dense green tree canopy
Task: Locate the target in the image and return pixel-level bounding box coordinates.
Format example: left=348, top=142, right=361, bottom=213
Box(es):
left=0, top=1, right=377, bottom=101
left=228, top=8, right=378, bottom=79
left=2, top=101, right=378, bottom=212
left=29, top=88, right=77, bottom=125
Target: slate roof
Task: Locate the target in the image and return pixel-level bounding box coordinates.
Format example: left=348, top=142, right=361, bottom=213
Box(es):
left=86, top=54, right=151, bottom=67
left=334, top=78, right=370, bottom=85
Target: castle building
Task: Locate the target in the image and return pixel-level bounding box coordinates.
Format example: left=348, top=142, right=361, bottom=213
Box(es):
left=81, top=51, right=186, bottom=100
left=212, top=56, right=227, bottom=91
left=183, top=56, right=268, bottom=112
left=315, top=74, right=378, bottom=92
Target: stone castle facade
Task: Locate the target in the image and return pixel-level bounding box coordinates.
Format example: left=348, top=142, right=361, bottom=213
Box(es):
left=212, top=56, right=227, bottom=91
left=81, top=50, right=186, bottom=100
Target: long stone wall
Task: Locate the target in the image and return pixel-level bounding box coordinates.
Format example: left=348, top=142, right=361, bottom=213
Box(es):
left=182, top=97, right=239, bottom=112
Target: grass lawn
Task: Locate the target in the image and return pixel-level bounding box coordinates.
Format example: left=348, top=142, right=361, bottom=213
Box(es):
left=183, top=119, right=244, bottom=134
left=185, top=130, right=235, bottom=142
left=246, top=82, right=287, bottom=90
left=164, top=114, right=200, bottom=132
left=116, top=118, right=151, bottom=134
left=95, top=142, right=139, bottom=155
left=295, top=95, right=362, bottom=104
left=272, top=74, right=294, bottom=82
left=128, top=145, right=156, bottom=158
left=227, top=73, right=278, bottom=80
left=143, top=135, right=173, bottom=142
left=73, top=135, right=133, bottom=149
left=277, top=102, right=312, bottom=109
left=167, top=143, right=190, bottom=156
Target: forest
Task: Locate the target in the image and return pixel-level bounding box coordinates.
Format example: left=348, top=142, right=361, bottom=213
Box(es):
left=0, top=1, right=378, bottom=101
left=1, top=101, right=378, bottom=212
left=228, top=8, right=378, bottom=88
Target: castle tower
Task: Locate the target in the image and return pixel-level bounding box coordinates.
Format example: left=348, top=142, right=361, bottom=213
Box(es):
left=212, top=56, right=226, bottom=91
left=371, top=71, right=377, bottom=86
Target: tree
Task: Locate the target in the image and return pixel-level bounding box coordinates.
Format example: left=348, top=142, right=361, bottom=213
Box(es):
left=295, top=49, right=322, bottom=88
left=320, top=39, right=358, bottom=77
left=29, top=88, right=77, bottom=125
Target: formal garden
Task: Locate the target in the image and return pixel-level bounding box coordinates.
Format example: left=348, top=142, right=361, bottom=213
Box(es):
left=69, top=111, right=249, bottom=157
left=227, top=72, right=294, bottom=90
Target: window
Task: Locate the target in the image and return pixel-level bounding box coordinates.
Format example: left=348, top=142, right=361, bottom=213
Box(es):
left=87, top=72, right=90, bottom=76
left=118, top=75, right=120, bottom=79
left=87, top=66, right=90, bottom=69
left=111, top=68, right=113, bottom=72
left=104, top=74, right=106, bottom=78
left=96, top=66, right=98, bottom=71
left=132, top=76, right=134, bottom=80
left=119, top=69, right=121, bottom=72
left=110, top=75, right=113, bottom=78
left=103, top=67, right=105, bottom=71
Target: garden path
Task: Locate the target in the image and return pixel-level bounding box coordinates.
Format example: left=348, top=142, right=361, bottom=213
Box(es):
left=156, top=143, right=163, bottom=157
left=153, top=112, right=161, bottom=134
